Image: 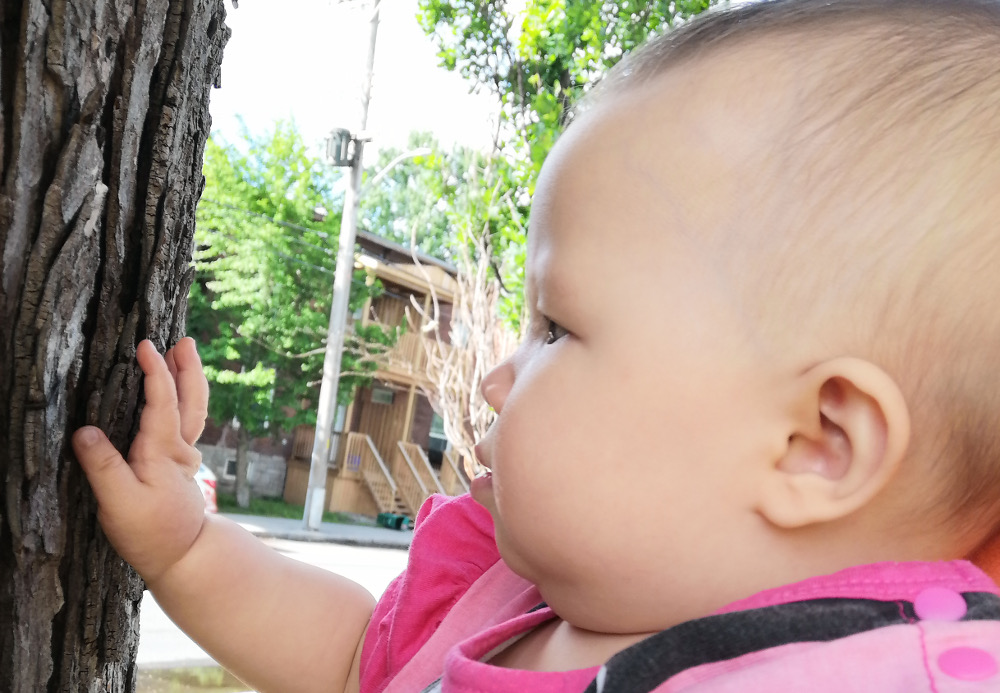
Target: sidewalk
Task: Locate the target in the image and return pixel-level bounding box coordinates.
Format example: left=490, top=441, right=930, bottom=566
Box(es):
left=222, top=513, right=413, bottom=550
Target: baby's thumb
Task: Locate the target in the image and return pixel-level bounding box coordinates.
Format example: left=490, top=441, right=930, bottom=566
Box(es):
left=73, top=427, right=137, bottom=507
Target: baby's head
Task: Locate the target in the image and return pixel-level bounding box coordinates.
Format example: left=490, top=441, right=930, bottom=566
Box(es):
left=475, top=0, right=1000, bottom=635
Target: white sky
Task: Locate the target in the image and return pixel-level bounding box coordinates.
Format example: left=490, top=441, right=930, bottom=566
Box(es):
left=208, top=0, right=502, bottom=160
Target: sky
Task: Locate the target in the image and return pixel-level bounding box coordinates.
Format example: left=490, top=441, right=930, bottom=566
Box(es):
left=208, top=0, right=503, bottom=161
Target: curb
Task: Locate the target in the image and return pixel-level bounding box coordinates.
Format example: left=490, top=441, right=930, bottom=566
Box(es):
left=249, top=530, right=411, bottom=550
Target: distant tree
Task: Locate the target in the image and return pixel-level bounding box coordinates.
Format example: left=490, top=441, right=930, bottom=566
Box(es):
left=360, top=131, right=479, bottom=261
left=191, top=124, right=394, bottom=507
left=418, top=0, right=721, bottom=322
left=402, top=2, right=721, bottom=465
left=0, top=1, right=228, bottom=690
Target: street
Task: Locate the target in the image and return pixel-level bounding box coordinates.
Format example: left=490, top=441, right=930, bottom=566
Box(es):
left=137, top=538, right=410, bottom=669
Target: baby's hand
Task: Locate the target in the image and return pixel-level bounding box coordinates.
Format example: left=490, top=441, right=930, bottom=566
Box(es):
left=73, top=338, right=210, bottom=583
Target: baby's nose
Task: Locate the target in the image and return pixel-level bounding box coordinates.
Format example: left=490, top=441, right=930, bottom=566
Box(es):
left=481, top=361, right=514, bottom=414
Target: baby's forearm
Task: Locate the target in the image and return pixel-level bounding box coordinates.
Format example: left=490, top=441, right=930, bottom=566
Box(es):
left=146, top=514, right=375, bottom=693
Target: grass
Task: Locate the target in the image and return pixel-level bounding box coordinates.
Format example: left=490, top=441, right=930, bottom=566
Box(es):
left=216, top=492, right=363, bottom=525
left=136, top=667, right=248, bottom=693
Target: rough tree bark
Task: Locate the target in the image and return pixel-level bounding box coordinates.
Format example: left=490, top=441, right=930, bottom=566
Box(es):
left=0, top=1, right=228, bottom=691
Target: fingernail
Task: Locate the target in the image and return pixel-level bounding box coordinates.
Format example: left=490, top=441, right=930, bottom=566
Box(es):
left=77, top=427, right=99, bottom=446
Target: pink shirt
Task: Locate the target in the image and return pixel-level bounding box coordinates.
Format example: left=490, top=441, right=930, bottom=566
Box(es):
left=360, top=494, right=1000, bottom=693
left=361, top=494, right=596, bottom=693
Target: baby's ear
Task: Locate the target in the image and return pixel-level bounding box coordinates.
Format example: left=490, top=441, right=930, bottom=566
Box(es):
left=757, top=357, right=911, bottom=528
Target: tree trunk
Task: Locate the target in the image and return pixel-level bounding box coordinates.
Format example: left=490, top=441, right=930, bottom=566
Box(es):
left=235, top=424, right=250, bottom=509
left=0, top=1, right=228, bottom=691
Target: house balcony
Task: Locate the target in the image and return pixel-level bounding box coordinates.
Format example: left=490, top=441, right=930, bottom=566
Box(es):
left=370, top=327, right=450, bottom=387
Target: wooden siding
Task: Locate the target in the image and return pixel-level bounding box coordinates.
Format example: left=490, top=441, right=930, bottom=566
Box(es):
left=409, top=394, right=433, bottom=449
left=435, top=301, right=454, bottom=346
left=369, top=291, right=410, bottom=329
left=290, top=424, right=314, bottom=462
left=281, top=270, right=462, bottom=513
left=353, top=384, right=411, bottom=466
left=283, top=458, right=335, bottom=507
left=330, top=475, right=380, bottom=516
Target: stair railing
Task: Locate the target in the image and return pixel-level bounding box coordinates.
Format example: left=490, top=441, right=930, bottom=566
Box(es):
left=392, top=442, right=430, bottom=516
left=351, top=433, right=398, bottom=514
left=400, top=442, right=446, bottom=496
left=440, top=449, right=471, bottom=495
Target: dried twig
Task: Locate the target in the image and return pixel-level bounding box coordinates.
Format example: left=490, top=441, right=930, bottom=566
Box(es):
left=405, top=168, right=522, bottom=480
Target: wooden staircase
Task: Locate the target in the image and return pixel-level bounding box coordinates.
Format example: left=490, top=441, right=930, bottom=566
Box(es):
left=342, top=433, right=412, bottom=516
left=398, top=442, right=446, bottom=496
left=340, top=433, right=471, bottom=519
left=440, top=448, right=471, bottom=496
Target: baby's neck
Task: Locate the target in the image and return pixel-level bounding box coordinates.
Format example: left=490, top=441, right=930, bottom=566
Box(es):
left=488, top=617, right=657, bottom=672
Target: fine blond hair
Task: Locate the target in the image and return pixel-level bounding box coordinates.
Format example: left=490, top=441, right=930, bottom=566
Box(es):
left=587, top=0, right=1000, bottom=538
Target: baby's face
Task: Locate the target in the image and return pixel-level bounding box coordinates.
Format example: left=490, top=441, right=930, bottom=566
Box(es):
left=474, top=61, right=799, bottom=633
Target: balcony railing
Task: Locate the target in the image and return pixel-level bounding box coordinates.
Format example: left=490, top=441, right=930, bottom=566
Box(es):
left=375, top=330, right=427, bottom=378
left=368, top=326, right=453, bottom=384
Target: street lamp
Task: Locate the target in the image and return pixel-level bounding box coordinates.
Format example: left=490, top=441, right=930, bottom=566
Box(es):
left=304, top=134, right=437, bottom=530
left=303, top=126, right=366, bottom=531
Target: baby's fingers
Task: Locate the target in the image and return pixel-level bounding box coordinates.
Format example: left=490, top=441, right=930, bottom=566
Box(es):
left=136, top=340, right=182, bottom=438
left=73, top=427, right=140, bottom=509
left=170, top=337, right=209, bottom=445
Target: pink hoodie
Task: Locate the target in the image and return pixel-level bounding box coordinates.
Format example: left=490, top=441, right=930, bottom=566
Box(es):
left=361, top=494, right=1000, bottom=693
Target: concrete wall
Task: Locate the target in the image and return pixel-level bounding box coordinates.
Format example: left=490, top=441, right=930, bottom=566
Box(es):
left=197, top=443, right=287, bottom=499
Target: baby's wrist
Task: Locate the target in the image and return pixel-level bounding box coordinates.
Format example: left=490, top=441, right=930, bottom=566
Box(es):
left=141, top=512, right=213, bottom=592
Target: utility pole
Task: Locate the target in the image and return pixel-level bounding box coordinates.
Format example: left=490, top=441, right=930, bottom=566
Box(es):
left=304, top=0, right=381, bottom=530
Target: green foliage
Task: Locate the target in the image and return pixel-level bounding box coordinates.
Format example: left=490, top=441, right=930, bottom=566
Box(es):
left=191, top=122, right=394, bottom=438
left=136, top=666, right=247, bottom=692
left=216, top=492, right=360, bottom=524
left=359, top=132, right=460, bottom=260
left=417, top=0, right=720, bottom=324
left=358, top=130, right=530, bottom=324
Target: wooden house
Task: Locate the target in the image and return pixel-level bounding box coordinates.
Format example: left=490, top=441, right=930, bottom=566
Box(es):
left=283, top=230, right=470, bottom=518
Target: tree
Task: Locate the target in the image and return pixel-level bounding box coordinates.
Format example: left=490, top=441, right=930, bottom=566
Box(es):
left=413, top=234, right=521, bottom=475
left=0, top=1, right=228, bottom=690
left=418, top=0, right=721, bottom=322
left=403, top=2, right=722, bottom=468
left=191, top=124, right=395, bottom=506
left=359, top=131, right=478, bottom=262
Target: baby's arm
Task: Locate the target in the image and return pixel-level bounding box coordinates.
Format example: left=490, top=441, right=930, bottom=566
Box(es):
left=72, top=339, right=374, bottom=693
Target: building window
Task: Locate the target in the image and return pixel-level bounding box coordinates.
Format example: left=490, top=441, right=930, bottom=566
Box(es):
left=224, top=459, right=253, bottom=480
left=428, top=413, right=449, bottom=453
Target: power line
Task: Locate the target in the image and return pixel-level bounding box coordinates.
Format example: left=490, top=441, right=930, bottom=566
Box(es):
left=198, top=227, right=337, bottom=277
left=196, top=229, right=412, bottom=302
left=199, top=197, right=338, bottom=250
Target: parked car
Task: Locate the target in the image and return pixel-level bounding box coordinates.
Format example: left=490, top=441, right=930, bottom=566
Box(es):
left=195, top=464, right=218, bottom=514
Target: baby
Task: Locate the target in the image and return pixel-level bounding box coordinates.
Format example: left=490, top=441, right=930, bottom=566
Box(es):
left=73, top=0, right=1000, bottom=690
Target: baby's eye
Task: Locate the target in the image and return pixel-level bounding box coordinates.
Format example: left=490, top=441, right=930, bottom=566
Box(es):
left=545, top=319, right=569, bottom=344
